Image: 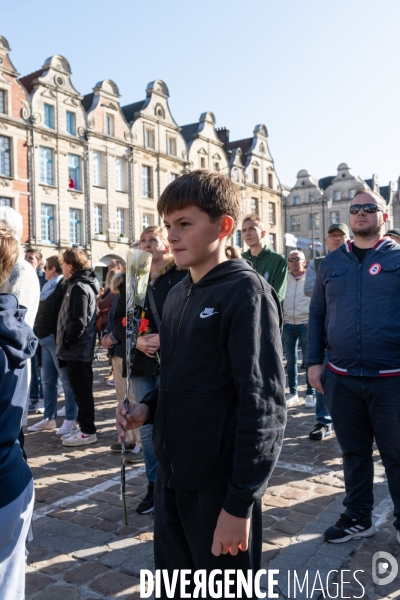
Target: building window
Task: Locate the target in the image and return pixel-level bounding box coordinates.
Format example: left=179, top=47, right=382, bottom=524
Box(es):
left=142, top=165, right=152, bottom=198
left=329, top=211, right=340, bottom=225
left=293, top=196, right=300, bottom=205
left=94, top=204, right=104, bottom=234
left=69, top=208, right=82, bottom=245
left=0, top=197, right=11, bottom=207
left=115, top=157, right=125, bottom=192
left=168, top=137, right=177, bottom=156
left=349, top=188, right=356, bottom=199
left=214, top=162, right=220, bottom=171
left=170, top=173, right=179, bottom=183
left=39, top=147, right=54, bottom=185
left=268, top=202, right=276, bottom=225
left=44, top=104, right=54, bottom=129
left=333, top=190, right=341, bottom=201
left=309, top=213, right=320, bottom=230
left=235, top=230, right=242, bottom=247
left=0, top=90, right=5, bottom=114
left=68, top=154, right=81, bottom=190
left=145, top=128, right=155, bottom=149
left=290, top=215, right=300, bottom=231
left=250, top=198, right=258, bottom=215
left=268, top=173, right=273, bottom=189
left=0, top=136, right=11, bottom=177
left=200, top=156, right=206, bottom=168
left=117, top=208, right=126, bottom=236
left=105, top=114, right=114, bottom=136
left=269, top=233, right=276, bottom=250
left=308, top=194, right=314, bottom=203
left=66, top=111, right=76, bottom=135
left=253, top=168, right=259, bottom=185
left=92, top=151, right=103, bottom=187
left=41, top=204, right=55, bottom=243
left=142, top=213, right=153, bottom=230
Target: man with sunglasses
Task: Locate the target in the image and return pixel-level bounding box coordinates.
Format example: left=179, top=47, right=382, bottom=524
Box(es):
left=308, top=188, right=400, bottom=545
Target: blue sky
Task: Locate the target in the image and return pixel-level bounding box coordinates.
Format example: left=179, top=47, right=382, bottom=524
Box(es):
left=3, top=0, right=399, bottom=187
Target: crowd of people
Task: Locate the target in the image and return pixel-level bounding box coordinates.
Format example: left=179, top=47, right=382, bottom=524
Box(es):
left=1, top=171, right=400, bottom=598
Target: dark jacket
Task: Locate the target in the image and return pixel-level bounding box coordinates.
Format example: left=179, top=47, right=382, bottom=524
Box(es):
left=242, top=247, right=288, bottom=302
left=111, top=262, right=186, bottom=377
left=56, top=269, right=100, bottom=362
left=35, top=277, right=68, bottom=339
left=308, top=238, right=400, bottom=376
left=0, top=293, right=37, bottom=508
left=104, top=294, right=123, bottom=359
left=141, top=259, right=286, bottom=518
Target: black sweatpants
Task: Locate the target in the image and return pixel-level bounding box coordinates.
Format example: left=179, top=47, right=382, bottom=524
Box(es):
left=154, top=478, right=262, bottom=599
left=66, top=361, right=96, bottom=435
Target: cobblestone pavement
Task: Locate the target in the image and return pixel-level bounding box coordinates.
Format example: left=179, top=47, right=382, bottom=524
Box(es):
left=24, top=350, right=399, bottom=599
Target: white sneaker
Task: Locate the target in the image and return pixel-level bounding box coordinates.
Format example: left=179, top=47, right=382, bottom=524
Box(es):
left=305, top=394, right=316, bottom=408
left=27, top=419, right=56, bottom=432
left=106, top=379, right=115, bottom=387
left=35, top=400, right=45, bottom=414
left=397, top=530, right=400, bottom=545
left=57, top=406, right=66, bottom=417
left=286, top=393, right=299, bottom=407
left=56, top=420, right=78, bottom=436
left=61, top=427, right=80, bottom=441
left=57, top=384, right=64, bottom=397
left=62, top=431, right=97, bottom=446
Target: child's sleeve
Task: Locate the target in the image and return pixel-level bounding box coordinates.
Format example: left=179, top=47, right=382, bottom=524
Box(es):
left=223, top=288, right=287, bottom=518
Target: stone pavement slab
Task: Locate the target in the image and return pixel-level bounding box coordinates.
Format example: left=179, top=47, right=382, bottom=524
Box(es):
left=23, top=351, right=397, bottom=599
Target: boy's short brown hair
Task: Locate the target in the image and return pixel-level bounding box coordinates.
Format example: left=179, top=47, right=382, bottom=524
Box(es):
left=157, top=170, right=241, bottom=226
left=62, top=248, right=89, bottom=272
left=0, top=222, right=19, bottom=286
left=242, top=213, right=266, bottom=231
left=46, top=255, right=63, bottom=274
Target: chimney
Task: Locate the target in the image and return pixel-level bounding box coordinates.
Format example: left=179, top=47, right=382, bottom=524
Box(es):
left=216, top=127, right=229, bottom=149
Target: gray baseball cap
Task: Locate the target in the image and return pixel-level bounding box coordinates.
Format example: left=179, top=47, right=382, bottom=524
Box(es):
left=327, top=223, right=350, bottom=236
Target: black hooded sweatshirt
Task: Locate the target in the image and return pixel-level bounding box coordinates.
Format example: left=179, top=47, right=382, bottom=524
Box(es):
left=141, top=259, right=286, bottom=518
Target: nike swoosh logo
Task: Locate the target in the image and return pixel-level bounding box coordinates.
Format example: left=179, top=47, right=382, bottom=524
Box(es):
left=200, top=311, right=218, bottom=318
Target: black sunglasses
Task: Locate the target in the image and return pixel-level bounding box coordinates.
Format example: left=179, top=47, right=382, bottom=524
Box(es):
left=288, top=257, right=301, bottom=262
left=349, top=203, right=383, bottom=215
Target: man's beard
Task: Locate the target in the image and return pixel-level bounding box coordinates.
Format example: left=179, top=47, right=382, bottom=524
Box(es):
left=351, top=223, right=381, bottom=237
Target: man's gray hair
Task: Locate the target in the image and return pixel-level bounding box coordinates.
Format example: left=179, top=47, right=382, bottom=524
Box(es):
left=0, top=207, right=23, bottom=242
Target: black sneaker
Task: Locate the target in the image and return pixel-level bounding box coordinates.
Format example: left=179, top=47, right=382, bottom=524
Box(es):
left=110, top=442, right=136, bottom=453
left=324, top=513, right=375, bottom=543
left=136, top=483, right=154, bottom=514
left=309, top=423, right=332, bottom=441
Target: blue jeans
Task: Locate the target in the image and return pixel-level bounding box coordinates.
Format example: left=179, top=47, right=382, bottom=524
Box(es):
left=29, top=352, right=43, bottom=399
left=131, top=375, right=159, bottom=484
left=323, top=368, right=400, bottom=530
left=316, top=391, right=332, bottom=425
left=283, top=323, right=314, bottom=395
left=38, top=334, right=78, bottom=421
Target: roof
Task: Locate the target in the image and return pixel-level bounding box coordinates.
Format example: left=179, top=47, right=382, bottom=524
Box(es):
left=180, top=122, right=199, bottom=143
left=19, top=68, right=46, bottom=93
left=226, top=138, right=253, bottom=166
left=318, top=175, right=335, bottom=190
left=121, top=100, right=145, bottom=123
left=364, top=178, right=373, bottom=190
left=82, top=93, right=94, bottom=112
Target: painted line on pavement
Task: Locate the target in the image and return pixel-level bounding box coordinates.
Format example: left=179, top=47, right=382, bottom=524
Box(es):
left=277, top=460, right=333, bottom=476
left=33, top=465, right=146, bottom=521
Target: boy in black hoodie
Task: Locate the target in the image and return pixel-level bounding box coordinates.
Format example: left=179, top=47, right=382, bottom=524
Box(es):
left=116, top=170, right=286, bottom=597
left=0, top=222, right=37, bottom=600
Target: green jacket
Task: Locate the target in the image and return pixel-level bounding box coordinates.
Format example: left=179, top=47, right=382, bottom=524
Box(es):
left=242, top=247, right=288, bottom=302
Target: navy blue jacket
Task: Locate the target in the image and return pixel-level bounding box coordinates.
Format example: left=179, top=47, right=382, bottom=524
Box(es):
left=308, top=238, right=400, bottom=377
left=0, top=293, right=37, bottom=508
